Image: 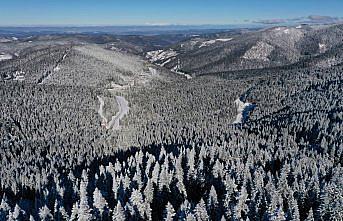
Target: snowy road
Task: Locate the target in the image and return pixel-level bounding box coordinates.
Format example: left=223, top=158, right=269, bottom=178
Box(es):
left=97, top=95, right=129, bottom=130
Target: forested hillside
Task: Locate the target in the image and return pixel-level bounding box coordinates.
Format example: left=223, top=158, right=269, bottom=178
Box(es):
left=0, top=26, right=342, bottom=221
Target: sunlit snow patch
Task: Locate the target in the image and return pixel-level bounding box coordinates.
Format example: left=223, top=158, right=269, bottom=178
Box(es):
left=233, top=98, right=256, bottom=124
left=53, top=66, right=61, bottom=71
left=319, top=43, right=327, bottom=53
left=199, top=38, right=233, bottom=48
left=171, top=66, right=192, bottom=79
left=0, top=53, right=13, bottom=61
left=146, top=49, right=178, bottom=63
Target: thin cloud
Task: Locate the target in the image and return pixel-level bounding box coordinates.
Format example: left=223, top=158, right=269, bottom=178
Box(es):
left=307, top=15, right=340, bottom=24
left=253, top=18, right=288, bottom=25
left=253, top=15, right=342, bottom=25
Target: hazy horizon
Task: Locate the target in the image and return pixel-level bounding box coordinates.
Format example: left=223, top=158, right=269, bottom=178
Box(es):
left=1, top=0, right=343, bottom=26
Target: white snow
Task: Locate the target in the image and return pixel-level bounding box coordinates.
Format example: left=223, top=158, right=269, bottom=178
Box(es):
left=13, top=75, right=25, bottom=81
left=0, top=54, right=13, bottom=61
left=296, top=25, right=302, bottom=29
left=274, top=27, right=291, bottom=33
left=0, top=38, right=12, bottom=43
left=12, top=71, right=25, bottom=81
left=319, top=43, right=327, bottom=53
left=146, top=49, right=178, bottom=62
left=148, top=67, right=158, bottom=76
left=243, top=41, right=274, bottom=62
left=161, top=58, right=172, bottom=67
left=216, top=38, right=234, bottom=42
left=233, top=98, right=256, bottom=124
left=199, top=38, right=233, bottom=48
left=171, top=66, right=192, bottom=79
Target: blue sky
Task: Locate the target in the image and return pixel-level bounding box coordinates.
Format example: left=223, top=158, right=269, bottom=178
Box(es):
left=0, top=0, right=343, bottom=26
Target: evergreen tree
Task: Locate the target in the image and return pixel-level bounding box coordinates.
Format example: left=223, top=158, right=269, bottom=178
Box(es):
left=112, top=202, right=126, bottom=221
left=39, top=205, right=53, bottom=221
left=163, top=202, right=176, bottom=221
left=92, top=187, right=108, bottom=219
left=78, top=180, right=93, bottom=221
left=195, top=198, right=209, bottom=221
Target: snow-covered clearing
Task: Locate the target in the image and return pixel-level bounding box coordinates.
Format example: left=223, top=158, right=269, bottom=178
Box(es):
left=13, top=71, right=25, bottom=81
left=199, top=38, right=233, bottom=48
left=0, top=53, right=13, bottom=61
left=233, top=98, right=256, bottom=124
left=146, top=49, right=178, bottom=63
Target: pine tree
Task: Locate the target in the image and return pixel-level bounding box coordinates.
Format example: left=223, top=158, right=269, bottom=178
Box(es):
left=0, top=194, right=11, bottom=220
left=304, top=208, right=314, bottom=221
left=39, top=205, right=53, bottom=221
left=78, top=180, right=93, bottom=221
left=233, top=185, right=249, bottom=220
left=112, top=202, right=126, bottom=221
left=70, top=203, right=79, bottom=221
left=163, top=202, right=176, bottom=221
left=129, top=189, right=146, bottom=219
left=185, top=213, right=197, bottom=221
left=195, top=198, right=209, bottom=221
left=286, top=195, right=300, bottom=221
left=13, top=204, right=22, bottom=220
left=144, top=178, right=154, bottom=204
left=29, top=215, right=35, bottom=221
left=92, top=187, right=108, bottom=219
left=208, top=185, right=218, bottom=208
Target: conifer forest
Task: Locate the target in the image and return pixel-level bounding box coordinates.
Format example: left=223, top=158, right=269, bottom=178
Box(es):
left=0, top=23, right=342, bottom=221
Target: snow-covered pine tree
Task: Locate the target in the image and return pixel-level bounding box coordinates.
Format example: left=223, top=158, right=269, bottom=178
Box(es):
left=195, top=198, right=209, bottom=221
left=92, top=187, right=108, bottom=219
left=39, top=205, right=53, bottom=221
left=78, top=180, right=93, bottom=221
left=163, top=202, right=176, bottom=221
left=112, top=201, right=126, bottom=221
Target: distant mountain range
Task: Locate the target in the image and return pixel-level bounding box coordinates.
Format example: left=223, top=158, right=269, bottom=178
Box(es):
left=0, top=24, right=264, bottom=36
left=145, top=24, right=343, bottom=76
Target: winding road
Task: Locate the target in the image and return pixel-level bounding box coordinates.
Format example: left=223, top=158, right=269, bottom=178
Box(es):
left=97, top=95, right=129, bottom=130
